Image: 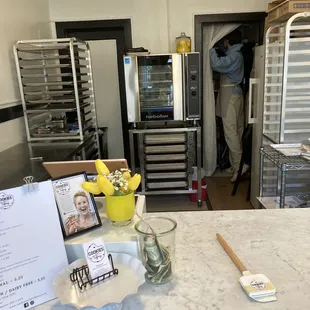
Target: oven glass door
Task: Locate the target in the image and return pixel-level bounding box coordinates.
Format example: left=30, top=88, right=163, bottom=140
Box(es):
left=138, top=55, right=175, bottom=121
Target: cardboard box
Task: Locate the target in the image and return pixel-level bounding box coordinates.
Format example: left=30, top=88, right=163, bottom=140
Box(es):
left=267, top=0, right=310, bottom=24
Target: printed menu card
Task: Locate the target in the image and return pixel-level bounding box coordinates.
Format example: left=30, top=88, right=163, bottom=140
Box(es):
left=0, top=181, right=68, bottom=310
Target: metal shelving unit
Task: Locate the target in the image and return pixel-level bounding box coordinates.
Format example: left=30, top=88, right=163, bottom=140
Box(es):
left=129, top=123, right=202, bottom=206
left=14, top=38, right=100, bottom=154
left=258, top=145, right=310, bottom=209
left=264, top=12, right=310, bottom=144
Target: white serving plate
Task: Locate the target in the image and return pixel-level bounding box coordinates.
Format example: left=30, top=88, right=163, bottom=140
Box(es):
left=53, top=253, right=146, bottom=309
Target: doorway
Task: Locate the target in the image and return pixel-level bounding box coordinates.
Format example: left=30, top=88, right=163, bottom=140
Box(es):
left=194, top=13, right=266, bottom=210
left=56, top=19, right=132, bottom=160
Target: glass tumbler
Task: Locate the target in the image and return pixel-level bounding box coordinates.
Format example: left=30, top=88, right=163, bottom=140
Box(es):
left=135, top=217, right=177, bottom=285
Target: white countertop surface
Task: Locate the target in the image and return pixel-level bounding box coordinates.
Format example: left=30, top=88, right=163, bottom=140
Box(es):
left=36, top=209, right=310, bottom=310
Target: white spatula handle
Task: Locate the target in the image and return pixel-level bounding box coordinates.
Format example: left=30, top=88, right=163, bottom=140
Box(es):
left=216, top=233, right=248, bottom=273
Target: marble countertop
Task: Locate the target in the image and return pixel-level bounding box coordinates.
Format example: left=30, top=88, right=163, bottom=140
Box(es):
left=37, top=209, right=310, bottom=310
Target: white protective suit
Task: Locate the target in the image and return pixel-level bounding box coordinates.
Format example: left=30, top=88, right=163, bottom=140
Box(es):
left=210, top=44, right=244, bottom=172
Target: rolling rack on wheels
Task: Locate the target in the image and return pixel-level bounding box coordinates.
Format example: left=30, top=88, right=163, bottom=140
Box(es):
left=13, top=38, right=100, bottom=159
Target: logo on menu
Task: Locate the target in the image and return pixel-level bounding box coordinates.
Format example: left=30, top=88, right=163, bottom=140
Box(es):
left=54, top=181, right=70, bottom=195
left=0, top=192, right=14, bottom=210
left=87, top=243, right=105, bottom=263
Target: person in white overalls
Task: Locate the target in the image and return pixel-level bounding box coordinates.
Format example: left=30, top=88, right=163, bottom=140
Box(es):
left=210, top=30, right=248, bottom=182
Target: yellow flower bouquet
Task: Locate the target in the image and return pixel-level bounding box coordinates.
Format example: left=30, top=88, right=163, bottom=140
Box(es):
left=82, top=160, right=141, bottom=227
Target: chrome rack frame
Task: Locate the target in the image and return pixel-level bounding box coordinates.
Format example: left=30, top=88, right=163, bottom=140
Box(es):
left=13, top=38, right=100, bottom=158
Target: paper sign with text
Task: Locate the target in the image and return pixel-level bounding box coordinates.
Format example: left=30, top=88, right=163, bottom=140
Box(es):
left=83, top=237, right=112, bottom=280
left=0, top=181, right=68, bottom=310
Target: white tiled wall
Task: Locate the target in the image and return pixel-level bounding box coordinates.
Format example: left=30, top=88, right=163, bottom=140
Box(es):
left=0, top=0, right=52, bottom=151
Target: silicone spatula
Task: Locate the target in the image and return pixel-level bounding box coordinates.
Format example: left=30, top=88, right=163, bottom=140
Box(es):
left=216, top=233, right=277, bottom=303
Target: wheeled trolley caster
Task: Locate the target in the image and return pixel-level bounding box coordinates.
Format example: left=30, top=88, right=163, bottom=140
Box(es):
left=197, top=200, right=202, bottom=207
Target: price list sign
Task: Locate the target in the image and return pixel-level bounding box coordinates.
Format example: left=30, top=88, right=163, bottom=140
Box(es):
left=0, top=181, right=68, bottom=310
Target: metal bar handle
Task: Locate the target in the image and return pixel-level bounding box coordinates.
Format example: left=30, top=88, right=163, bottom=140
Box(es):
left=248, top=78, right=260, bottom=124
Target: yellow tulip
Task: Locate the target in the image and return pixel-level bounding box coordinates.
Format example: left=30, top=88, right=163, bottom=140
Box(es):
left=122, top=171, right=131, bottom=180
left=95, top=159, right=110, bottom=175
left=97, top=175, right=115, bottom=196
left=82, top=182, right=102, bottom=195
left=128, top=173, right=141, bottom=191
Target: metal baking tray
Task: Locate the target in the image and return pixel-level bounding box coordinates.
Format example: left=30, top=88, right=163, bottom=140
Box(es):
left=31, top=131, right=80, bottom=137
left=25, top=102, right=91, bottom=113
left=144, top=133, right=186, bottom=145
left=145, top=154, right=187, bottom=162
left=22, top=73, right=88, bottom=78
left=24, top=88, right=88, bottom=96
left=146, top=172, right=187, bottom=180
left=146, top=163, right=187, bottom=171
left=147, top=181, right=188, bottom=189
left=19, top=56, right=87, bottom=61
left=26, top=95, right=90, bottom=104
left=31, top=123, right=93, bottom=137
left=20, top=64, right=87, bottom=70
left=17, top=45, right=86, bottom=52
left=23, top=81, right=89, bottom=87
left=144, top=145, right=187, bottom=154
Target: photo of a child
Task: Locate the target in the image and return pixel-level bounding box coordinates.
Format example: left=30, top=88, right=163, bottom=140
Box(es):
left=65, top=191, right=99, bottom=235
left=52, top=172, right=101, bottom=239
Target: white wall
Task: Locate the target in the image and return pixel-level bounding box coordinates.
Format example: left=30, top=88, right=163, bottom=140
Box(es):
left=49, top=0, right=270, bottom=52
left=168, top=0, right=270, bottom=51
left=0, top=0, right=52, bottom=152
left=48, top=0, right=170, bottom=53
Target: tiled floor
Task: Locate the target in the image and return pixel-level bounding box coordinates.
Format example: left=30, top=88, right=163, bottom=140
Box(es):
left=146, top=177, right=253, bottom=212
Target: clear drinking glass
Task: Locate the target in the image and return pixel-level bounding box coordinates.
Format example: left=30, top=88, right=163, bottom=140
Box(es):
left=135, top=217, right=177, bottom=285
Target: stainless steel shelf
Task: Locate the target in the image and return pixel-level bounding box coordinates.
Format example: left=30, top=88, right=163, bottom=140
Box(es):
left=259, top=143, right=310, bottom=209
left=25, top=102, right=91, bottom=113
left=139, top=80, right=172, bottom=83
left=19, top=56, right=87, bottom=61
left=261, top=146, right=310, bottom=171
left=146, top=172, right=187, bottom=179
left=14, top=38, right=100, bottom=152
left=26, top=95, right=90, bottom=104
left=145, top=154, right=187, bottom=161
left=144, top=144, right=187, bottom=154
left=23, top=80, right=89, bottom=87
left=24, top=88, right=88, bottom=96
left=147, top=181, right=188, bottom=189
left=144, top=133, right=186, bottom=145
left=20, top=64, right=87, bottom=70
left=21, top=73, right=88, bottom=78
left=264, top=15, right=310, bottom=144
left=129, top=124, right=202, bottom=203
left=146, top=163, right=187, bottom=171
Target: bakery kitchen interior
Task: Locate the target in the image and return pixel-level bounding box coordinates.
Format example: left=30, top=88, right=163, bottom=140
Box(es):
left=1, top=0, right=310, bottom=212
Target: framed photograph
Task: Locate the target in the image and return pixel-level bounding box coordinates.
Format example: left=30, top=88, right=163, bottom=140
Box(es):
left=51, top=172, right=102, bottom=239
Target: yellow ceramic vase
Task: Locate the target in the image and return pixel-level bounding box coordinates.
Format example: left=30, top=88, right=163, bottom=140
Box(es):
left=105, top=192, right=135, bottom=227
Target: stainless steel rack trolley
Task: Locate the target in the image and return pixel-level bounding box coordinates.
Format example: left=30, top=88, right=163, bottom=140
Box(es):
left=264, top=12, right=310, bottom=144
left=259, top=145, right=310, bottom=209
left=14, top=38, right=100, bottom=157
left=129, top=122, right=202, bottom=207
